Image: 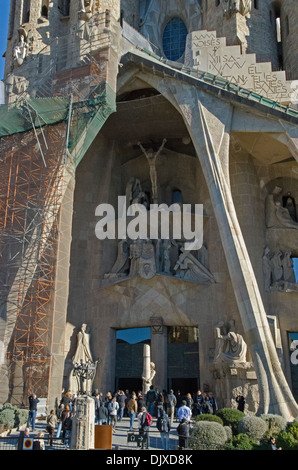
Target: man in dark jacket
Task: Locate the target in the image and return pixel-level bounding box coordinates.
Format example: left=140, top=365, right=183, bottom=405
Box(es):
left=146, top=386, right=156, bottom=417
left=27, top=393, right=39, bottom=431
left=177, top=418, right=190, bottom=450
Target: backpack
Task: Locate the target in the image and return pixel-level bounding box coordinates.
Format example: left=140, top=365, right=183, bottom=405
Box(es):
left=160, top=417, right=168, bottom=433
left=144, top=412, right=152, bottom=427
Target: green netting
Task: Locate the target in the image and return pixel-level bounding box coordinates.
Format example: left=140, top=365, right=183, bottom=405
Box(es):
left=69, top=83, right=116, bottom=167
left=0, top=96, right=72, bottom=137
left=0, top=83, right=116, bottom=168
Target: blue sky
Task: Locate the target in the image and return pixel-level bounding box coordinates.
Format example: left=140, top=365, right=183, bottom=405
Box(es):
left=0, top=2, right=10, bottom=81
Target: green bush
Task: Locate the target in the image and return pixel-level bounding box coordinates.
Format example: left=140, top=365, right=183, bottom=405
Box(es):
left=189, top=421, right=227, bottom=450
left=195, top=413, right=223, bottom=426
left=225, top=433, right=258, bottom=450
left=0, top=404, right=29, bottom=430
left=276, top=430, right=298, bottom=450
left=0, top=409, right=15, bottom=430
left=224, top=425, right=233, bottom=441
left=238, top=415, right=267, bottom=441
left=14, top=408, right=29, bottom=427
left=287, top=421, right=298, bottom=441
left=216, top=408, right=245, bottom=434
left=261, top=413, right=287, bottom=439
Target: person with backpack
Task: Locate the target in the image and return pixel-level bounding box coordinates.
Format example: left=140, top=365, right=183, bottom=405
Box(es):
left=156, top=408, right=171, bottom=450
left=137, top=406, right=152, bottom=449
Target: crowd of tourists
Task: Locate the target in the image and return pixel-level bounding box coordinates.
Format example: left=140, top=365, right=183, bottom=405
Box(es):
left=25, top=387, right=218, bottom=450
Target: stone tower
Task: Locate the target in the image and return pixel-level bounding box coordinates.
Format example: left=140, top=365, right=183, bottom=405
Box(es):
left=279, top=0, right=298, bottom=79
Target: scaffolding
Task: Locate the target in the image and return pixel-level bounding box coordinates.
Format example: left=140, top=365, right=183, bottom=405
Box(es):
left=0, top=11, right=116, bottom=405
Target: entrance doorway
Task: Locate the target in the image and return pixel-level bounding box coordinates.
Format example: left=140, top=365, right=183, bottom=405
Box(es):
left=115, top=327, right=151, bottom=393
left=169, top=378, right=199, bottom=396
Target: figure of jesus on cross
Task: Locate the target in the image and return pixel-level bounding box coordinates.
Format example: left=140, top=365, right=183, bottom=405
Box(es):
left=137, top=139, right=167, bottom=204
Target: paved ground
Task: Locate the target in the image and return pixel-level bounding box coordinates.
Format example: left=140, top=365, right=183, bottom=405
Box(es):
left=7, top=415, right=180, bottom=451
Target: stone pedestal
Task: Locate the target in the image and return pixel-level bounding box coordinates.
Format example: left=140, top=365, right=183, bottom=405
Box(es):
left=70, top=396, right=95, bottom=450
left=211, top=361, right=259, bottom=414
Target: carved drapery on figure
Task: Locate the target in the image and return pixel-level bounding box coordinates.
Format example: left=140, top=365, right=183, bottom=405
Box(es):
left=262, top=247, right=298, bottom=292
left=223, top=0, right=251, bottom=17
left=13, top=30, right=28, bottom=66
left=214, top=320, right=247, bottom=364
left=266, top=186, right=298, bottom=230
left=70, top=324, right=97, bottom=394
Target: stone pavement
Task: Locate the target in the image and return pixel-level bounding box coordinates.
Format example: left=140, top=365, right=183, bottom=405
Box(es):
left=12, top=415, right=180, bottom=450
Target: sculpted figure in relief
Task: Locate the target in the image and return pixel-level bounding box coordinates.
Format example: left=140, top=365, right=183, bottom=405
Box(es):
left=79, top=0, right=94, bottom=13
left=137, top=139, right=167, bottom=204
left=13, top=33, right=28, bottom=66
left=266, top=186, right=298, bottom=230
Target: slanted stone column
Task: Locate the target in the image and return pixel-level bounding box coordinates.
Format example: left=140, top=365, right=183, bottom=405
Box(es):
left=70, top=396, right=95, bottom=450
left=136, top=72, right=298, bottom=419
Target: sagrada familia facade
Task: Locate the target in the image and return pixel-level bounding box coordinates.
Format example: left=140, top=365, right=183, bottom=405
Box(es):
left=0, top=0, right=298, bottom=419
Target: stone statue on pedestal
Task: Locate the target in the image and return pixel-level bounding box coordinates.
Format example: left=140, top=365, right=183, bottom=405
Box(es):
left=214, top=320, right=247, bottom=364
left=70, top=323, right=97, bottom=394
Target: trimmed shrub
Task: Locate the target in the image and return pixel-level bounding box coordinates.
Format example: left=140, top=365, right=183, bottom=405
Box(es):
left=216, top=408, right=245, bottom=434
left=195, top=414, right=223, bottom=426
left=224, top=425, right=233, bottom=441
left=261, top=413, right=287, bottom=439
left=14, top=408, right=29, bottom=427
left=0, top=404, right=29, bottom=430
left=238, top=415, right=267, bottom=441
left=189, top=421, right=227, bottom=450
left=0, top=409, right=15, bottom=430
left=226, top=433, right=258, bottom=450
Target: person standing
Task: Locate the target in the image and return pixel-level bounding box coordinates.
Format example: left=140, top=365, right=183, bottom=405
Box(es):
left=156, top=408, right=171, bottom=450
left=46, top=409, right=58, bottom=446
left=108, top=397, right=119, bottom=432
left=94, top=393, right=101, bottom=424
left=177, top=418, right=190, bottom=450
left=127, top=393, right=138, bottom=431
left=27, top=393, right=39, bottom=431
left=194, top=390, right=203, bottom=416
left=56, top=403, right=64, bottom=438
left=177, top=400, right=192, bottom=423
left=146, top=386, right=156, bottom=417
left=98, top=402, right=108, bottom=425
left=208, top=392, right=218, bottom=415
left=137, top=406, right=152, bottom=449
left=116, top=390, right=127, bottom=422
left=167, top=389, right=176, bottom=424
